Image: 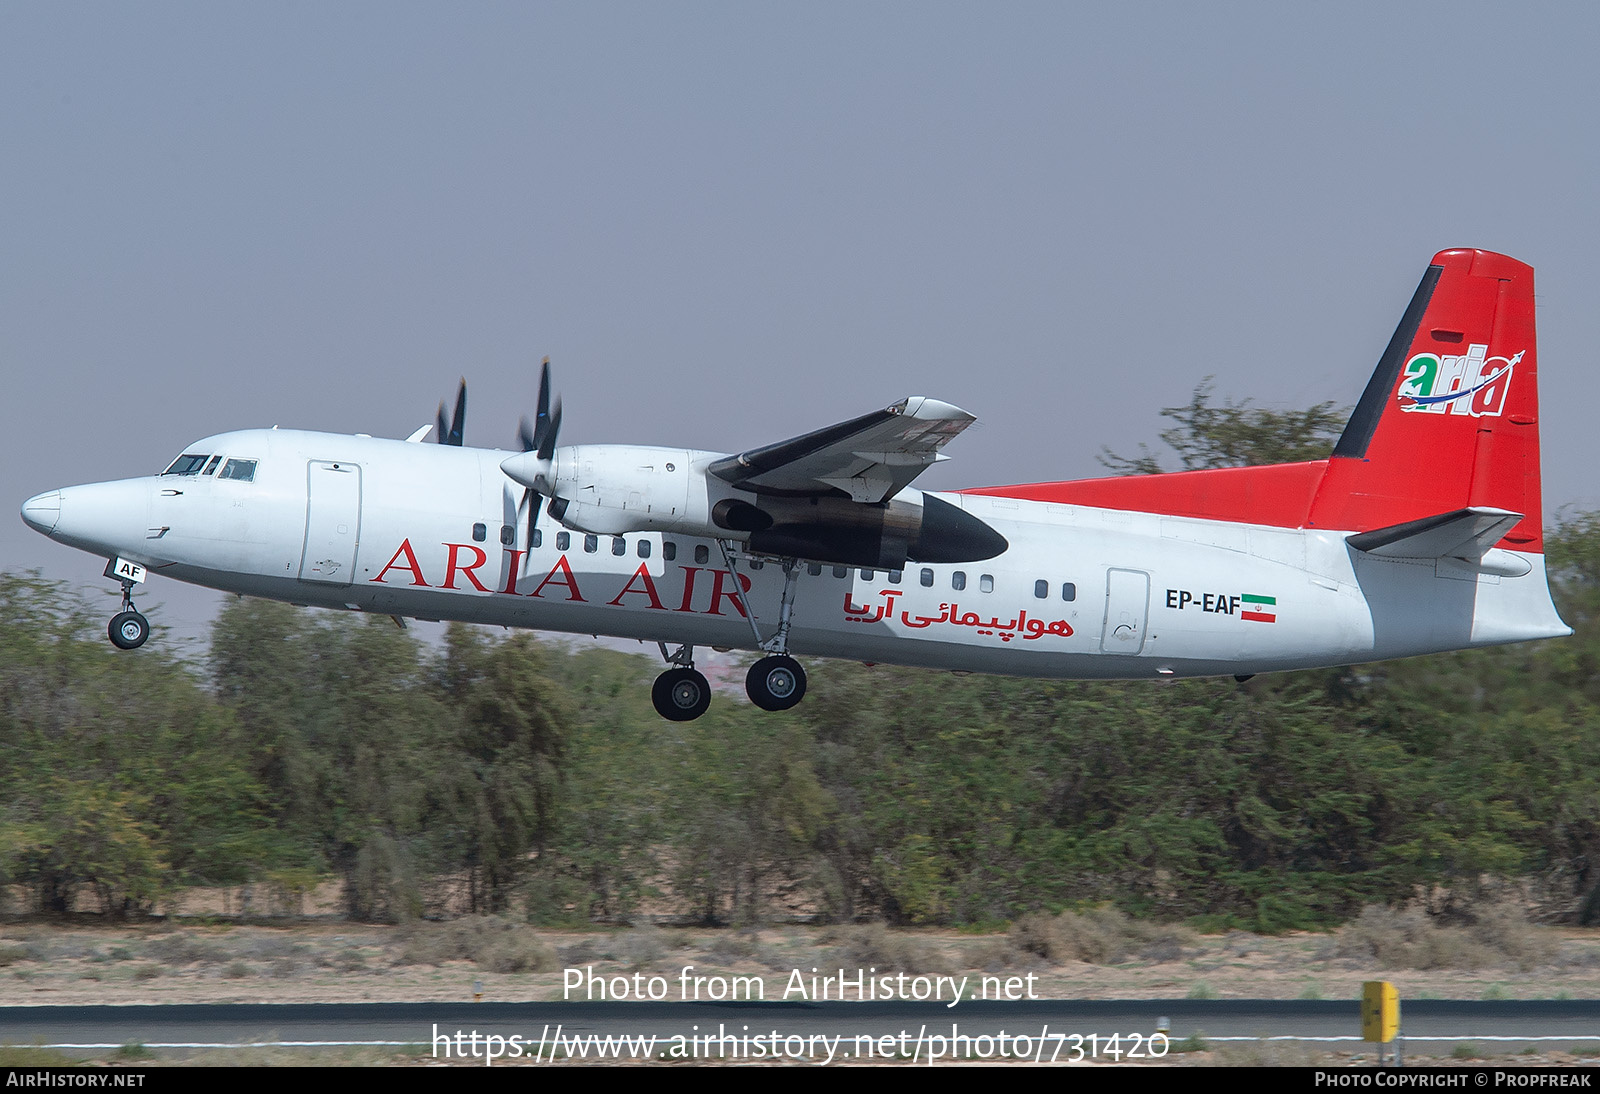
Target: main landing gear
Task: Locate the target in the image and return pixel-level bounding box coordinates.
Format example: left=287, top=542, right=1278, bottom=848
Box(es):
left=649, top=647, right=809, bottom=721
left=746, top=654, right=806, bottom=712
left=108, top=579, right=150, bottom=650
left=650, top=544, right=810, bottom=721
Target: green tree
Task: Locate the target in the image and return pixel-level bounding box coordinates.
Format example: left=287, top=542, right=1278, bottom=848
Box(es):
left=211, top=599, right=450, bottom=920
left=434, top=626, right=567, bottom=914
left=1099, top=378, right=1346, bottom=474
left=0, top=574, right=276, bottom=915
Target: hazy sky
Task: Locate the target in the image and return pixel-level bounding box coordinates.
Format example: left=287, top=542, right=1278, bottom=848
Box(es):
left=6, top=2, right=1600, bottom=647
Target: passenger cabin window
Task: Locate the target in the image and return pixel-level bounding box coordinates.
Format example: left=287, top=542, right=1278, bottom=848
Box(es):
left=584, top=534, right=598, bottom=554
left=500, top=525, right=515, bottom=546
left=162, top=454, right=209, bottom=476
left=833, top=565, right=848, bottom=579
left=532, top=528, right=543, bottom=549
left=1034, top=579, right=1049, bottom=599
left=952, top=571, right=966, bottom=591
left=694, top=545, right=710, bottom=565
left=1062, top=582, right=1077, bottom=602
left=979, top=574, right=994, bottom=593
left=218, top=459, right=257, bottom=482
left=807, top=562, right=822, bottom=576
left=556, top=531, right=570, bottom=551
left=663, top=541, right=677, bottom=561
left=888, top=570, right=902, bottom=584
left=472, top=523, right=487, bottom=543
left=612, top=537, right=626, bottom=556
left=920, top=568, right=934, bottom=587
left=860, top=569, right=874, bottom=581
left=637, top=540, right=651, bottom=559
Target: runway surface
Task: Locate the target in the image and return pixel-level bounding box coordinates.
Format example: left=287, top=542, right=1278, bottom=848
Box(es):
left=8, top=999, right=1600, bottom=1062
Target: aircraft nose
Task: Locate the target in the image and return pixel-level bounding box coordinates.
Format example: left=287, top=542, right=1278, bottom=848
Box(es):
left=20, top=490, right=61, bottom=535
left=24, top=480, right=152, bottom=557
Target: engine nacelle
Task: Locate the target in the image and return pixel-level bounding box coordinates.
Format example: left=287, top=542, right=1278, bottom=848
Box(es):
left=736, top=493, right=1006, bottom=569
left=503, top=444, right=1007, bottom=567
left=540, top=445, right=708, bottom=536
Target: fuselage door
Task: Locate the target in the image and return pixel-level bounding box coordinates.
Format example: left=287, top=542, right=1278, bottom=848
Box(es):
left=300, top=460, right=362, bottom=585
left=1100, top=568, right=1150, bottom=654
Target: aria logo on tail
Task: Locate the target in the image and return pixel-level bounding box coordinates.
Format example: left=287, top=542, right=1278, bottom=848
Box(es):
left=1397, top=343, right=1522, bottom=418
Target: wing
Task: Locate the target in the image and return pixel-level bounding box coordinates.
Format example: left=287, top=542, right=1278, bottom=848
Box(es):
left=707, top=397, right=975, bottom=503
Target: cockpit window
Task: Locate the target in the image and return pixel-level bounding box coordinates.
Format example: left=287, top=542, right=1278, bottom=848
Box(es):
left=203, top=456, right=223, bottom=475
left=162, top=454, right=210, bottom=476
left=218, top=459, right=258, bottom=482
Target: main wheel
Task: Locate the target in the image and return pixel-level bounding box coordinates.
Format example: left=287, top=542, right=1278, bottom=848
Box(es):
left=652, top=667, right=712, bottom=721
left=108, top=611, right=150, bottom=650
left=745, top=655, right=806, bottom=712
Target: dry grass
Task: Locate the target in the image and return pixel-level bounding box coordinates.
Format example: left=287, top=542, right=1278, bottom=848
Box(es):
left=394, top=916, right=558, bottom=973
left=820, top=923, right=947, bottom=974
left=0, top=913, right=1595, bottom=1009
left=1328, top=901, right=1558, bottom=971
left=1010, top=906, right=1194, bottom=965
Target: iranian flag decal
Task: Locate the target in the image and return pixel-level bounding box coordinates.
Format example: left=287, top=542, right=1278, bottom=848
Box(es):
left=1241, top=593, right=1277, bottom=623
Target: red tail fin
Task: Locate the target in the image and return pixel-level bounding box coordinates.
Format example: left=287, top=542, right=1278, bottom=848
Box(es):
left=962, top=249, right=1543, bottom=552
left=1307, top=249, right=1542, bottom=550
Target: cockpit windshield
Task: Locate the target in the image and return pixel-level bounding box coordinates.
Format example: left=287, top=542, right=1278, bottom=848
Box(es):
left=162, top=453, right=210, bottom=476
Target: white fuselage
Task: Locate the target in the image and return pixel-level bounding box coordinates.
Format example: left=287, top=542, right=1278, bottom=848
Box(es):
left=22, top=428, right=1570, bottom=679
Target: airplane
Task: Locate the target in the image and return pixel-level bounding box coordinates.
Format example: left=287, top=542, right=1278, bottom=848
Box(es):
left=20, top=248, right=1570, bottom=720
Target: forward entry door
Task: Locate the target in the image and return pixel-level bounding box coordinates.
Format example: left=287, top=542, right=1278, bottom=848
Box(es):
left=300, top=461, right=362, bottom=585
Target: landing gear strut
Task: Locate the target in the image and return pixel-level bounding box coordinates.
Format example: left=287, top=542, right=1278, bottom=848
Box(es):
left=108, top=580, right=150, bottom=650
left=714, top=542, right=810, bottom=712
left=652, top=643, right=711, bottom=722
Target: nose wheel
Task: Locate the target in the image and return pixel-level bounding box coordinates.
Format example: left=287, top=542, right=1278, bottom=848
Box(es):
left=745, top=655, right=806, bottom=711
left=652, top=666, right=712, bottom=722
left=109, top=610, right=150, bottom=650
left=107, top=579, right=150, bottom=650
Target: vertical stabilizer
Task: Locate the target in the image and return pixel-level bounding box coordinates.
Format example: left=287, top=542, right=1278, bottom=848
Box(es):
left=1310, top=249, right=1542, bottom=551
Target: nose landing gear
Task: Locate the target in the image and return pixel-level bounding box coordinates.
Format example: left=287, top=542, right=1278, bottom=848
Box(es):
left=107, top=580, right=150, bottom=650
left=653, top=643, right=711, bottom=722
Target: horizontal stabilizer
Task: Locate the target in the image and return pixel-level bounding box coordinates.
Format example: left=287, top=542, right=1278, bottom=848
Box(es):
left=1346, top=507, right=1523, bottom=560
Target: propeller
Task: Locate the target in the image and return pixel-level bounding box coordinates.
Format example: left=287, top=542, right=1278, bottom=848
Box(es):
left=511, top=358, right=563, bottom=564
left=435, top=379, right=467, bottom=446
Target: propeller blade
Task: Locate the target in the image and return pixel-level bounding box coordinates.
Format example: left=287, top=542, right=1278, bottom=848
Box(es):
left=447, top=379, right=466, bottom=446
left=535, top=357, right=551, bottom=448
left=538, top=400, right=562, bottom=461
left=524, top=487, right=539, bottom=572
left=435, top=379, right=466, bottom=445
left=507, top=357, right=560, bottom=574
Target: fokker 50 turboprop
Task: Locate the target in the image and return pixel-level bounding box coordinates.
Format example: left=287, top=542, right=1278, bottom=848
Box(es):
left=20, top=249, right=1571, bottom=719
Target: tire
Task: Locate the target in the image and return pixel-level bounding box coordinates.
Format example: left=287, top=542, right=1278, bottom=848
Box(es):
left=652, top=667, right=711, bottom=721
left=109, top=611, right=150, bottom=650
left=745, top=655, right=806, bottom=712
